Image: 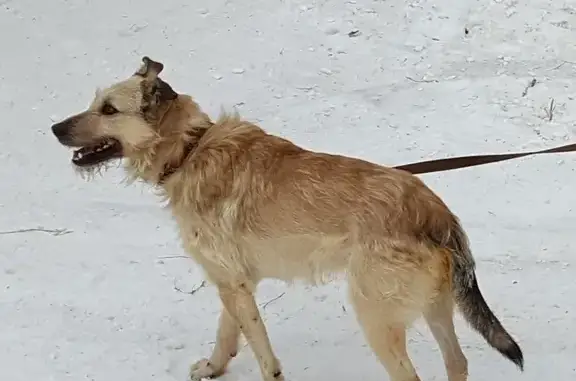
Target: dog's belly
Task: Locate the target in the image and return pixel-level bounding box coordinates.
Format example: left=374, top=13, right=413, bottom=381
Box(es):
left=183, top=229, right=352, bottom=284
left=244, top=234, right=353, bottom=283
left=172, top=211, right=354, bottom=284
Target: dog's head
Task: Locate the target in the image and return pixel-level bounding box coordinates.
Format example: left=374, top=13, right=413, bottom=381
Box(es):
left=51, top=56, right=179, bottom=171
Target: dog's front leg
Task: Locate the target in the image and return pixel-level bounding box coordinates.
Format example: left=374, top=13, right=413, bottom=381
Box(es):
left=190, top=307, right=241, bottom=380
left=218, top=282, right=284, bottom=381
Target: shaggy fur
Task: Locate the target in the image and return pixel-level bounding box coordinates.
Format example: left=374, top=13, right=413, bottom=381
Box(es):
left=51, top=57, right=524, bottom=381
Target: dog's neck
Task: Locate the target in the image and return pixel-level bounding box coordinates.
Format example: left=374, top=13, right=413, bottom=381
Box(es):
left=157, top=127, right=208, bottom=184
left=126, top=95, right=213, bottom=186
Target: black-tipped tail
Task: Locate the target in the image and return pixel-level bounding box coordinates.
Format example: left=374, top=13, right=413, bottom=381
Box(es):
left=455, top=276, right=524, bottom=371
left=446, top=217, right=524, bottom=371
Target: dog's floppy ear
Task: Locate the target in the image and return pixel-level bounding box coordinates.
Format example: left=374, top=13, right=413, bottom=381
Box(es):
left=135, top=56, right=164, bottom=79
left=154, top=78, right=178, bottom=102
left=137, top=56, right=178, bottom=113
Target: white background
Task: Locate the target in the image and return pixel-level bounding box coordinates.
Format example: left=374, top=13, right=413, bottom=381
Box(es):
left=1, top=0, right=575, bottom=380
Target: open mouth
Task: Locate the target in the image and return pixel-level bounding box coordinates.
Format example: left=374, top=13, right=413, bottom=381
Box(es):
left=71, top=138, right=123, bottom=167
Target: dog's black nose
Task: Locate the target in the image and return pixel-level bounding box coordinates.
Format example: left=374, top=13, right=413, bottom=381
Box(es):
left=51, top=121, right=69, bottom=139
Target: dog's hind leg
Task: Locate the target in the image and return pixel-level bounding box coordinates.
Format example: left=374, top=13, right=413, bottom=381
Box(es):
left=190, top=307, right=241, bottom=380
left=423, top=289, right=468, bottom=381
left=350, top=287, right=421, bottom=381
left=217, top=281, right=283, bottom=381
left=348, top=252, right=425, bottom=381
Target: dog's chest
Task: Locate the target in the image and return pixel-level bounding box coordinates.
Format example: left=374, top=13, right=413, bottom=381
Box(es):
left=170, top=208, right=242, bottom=267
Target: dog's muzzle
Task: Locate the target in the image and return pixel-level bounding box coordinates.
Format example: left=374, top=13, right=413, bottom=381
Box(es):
left=51, top=116, right=79, bottom=145
left=51, top=121, right=69, bottom=138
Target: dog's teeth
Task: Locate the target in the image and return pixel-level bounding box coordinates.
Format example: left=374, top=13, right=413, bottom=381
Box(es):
left=95, top=142, right=112, bottom=152
left=72, top=140, right=116, bottom=163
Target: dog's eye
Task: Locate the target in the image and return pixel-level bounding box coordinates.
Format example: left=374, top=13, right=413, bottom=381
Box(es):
left=101, top=104, right=118, bottom=115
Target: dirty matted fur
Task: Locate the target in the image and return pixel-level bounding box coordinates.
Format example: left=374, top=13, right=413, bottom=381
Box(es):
left=51, top=56, right=524, bottom=381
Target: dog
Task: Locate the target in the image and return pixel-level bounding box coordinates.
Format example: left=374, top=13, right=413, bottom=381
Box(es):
left=51, top=56, right=523, bottom=381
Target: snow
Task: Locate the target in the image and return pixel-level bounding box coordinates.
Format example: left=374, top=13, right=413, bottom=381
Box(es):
left=1, top=0, right=575, bottom=380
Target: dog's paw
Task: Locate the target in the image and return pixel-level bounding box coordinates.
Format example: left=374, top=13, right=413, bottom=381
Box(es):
left=266, top=370, right=285, bottom=381
left=189, top=358, right=222, bottom=380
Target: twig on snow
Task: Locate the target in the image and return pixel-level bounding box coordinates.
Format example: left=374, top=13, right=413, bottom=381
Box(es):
left=174, top=280, right=207, bottom=295
left=0, top=227, right=72, bottom=236
left=543, top=98, right=555, bottom=121
left=295, top=85, right=318, bottom=91
left=548, top=60, right=576, bottom=71
left=521, top=78, right=537, bottom=97
left=158, top=255, right=190, bottom=260
left=405, top=76, right=439, bottom=83
left=260, top=292, right=286, bottom=310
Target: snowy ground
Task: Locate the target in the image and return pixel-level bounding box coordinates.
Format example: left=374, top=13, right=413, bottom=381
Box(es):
left=1, top=0, right=576, bottom=380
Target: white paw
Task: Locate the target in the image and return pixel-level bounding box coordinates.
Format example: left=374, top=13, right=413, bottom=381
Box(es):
left=189, top=358, right=219, bottom=380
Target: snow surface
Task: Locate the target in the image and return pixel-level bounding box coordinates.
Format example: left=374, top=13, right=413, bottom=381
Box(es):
left=1, top=0, right=576, bottom=380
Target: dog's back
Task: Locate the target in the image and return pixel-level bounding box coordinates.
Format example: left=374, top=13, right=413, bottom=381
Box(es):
left=168, top=114, right=451, bottom=275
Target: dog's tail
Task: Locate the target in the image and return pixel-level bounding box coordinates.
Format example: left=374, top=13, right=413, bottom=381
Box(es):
left=444, top=216, right=524, bottom=371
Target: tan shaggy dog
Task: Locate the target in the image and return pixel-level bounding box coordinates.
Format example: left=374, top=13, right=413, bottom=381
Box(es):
left=51, top=57, right=524, bottom=381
